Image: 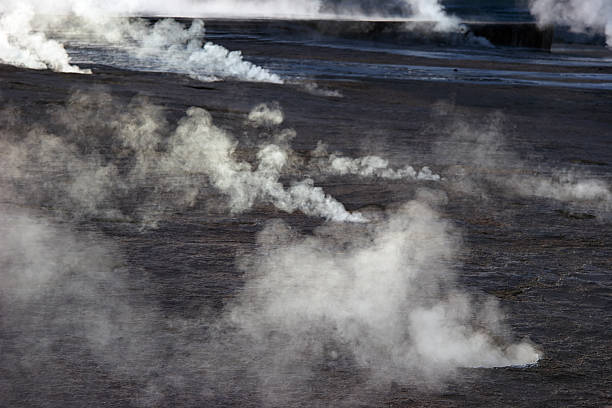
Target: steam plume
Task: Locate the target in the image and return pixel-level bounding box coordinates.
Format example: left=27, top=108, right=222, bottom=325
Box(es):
left=0, top=2, right=89, bottom=73
left=164, top=106, right=365, bottom=222
left=0, top=94, right=544, bottom=405
left=0, top=0, right=462, bottom=76
left=227, top=201, right=540, bottom=391
left=0, top=1, right=281, bottom=82
left=0, top=199, right=540, bottom=406
left=96, top=18, right=282, bottom=82
left=0, top=95, right=371, bottom=224
left=529, top=0, right=612, bottom=46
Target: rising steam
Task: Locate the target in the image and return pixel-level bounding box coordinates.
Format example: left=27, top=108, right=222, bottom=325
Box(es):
left=433, top=107, right=612, bottom=214
left=0, top=96, right=446, bottom=225
left=0, top=1, right=281, bottom=82
left=529, top=0, right=612, bottom=46
left=229, top=201, right=540, bottom=384
left=164, top=106, right=365, bottom=222
left=0, top=200, right=541, bottom=406
left=0, top=0, right=461, bottom=76
left=4, top=2, right=606, bottom=404
left=0, top=87, right=549, bottom=405
left=1, top=95, right=384, bottom=224
left=0, top=2, right=89, bottom=73
left=88, top=18, right=282, bottom=82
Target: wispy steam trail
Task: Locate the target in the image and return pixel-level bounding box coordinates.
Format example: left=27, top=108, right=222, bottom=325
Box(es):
left=311, top=141, right=441, bottom=180
left=433, top=108, right=612, bottom=214
left=0, top=95, right=374, bottom=224
left=164, top=106, right=365, bottom=222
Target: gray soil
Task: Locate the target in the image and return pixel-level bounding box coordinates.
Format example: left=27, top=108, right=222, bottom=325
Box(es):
left=0, top=48, right=611, bottom=407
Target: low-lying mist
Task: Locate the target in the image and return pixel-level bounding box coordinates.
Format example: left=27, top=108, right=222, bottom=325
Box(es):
left=0, top=199, right=540, bottom=406
left=4, top=93, right=607, bottom=228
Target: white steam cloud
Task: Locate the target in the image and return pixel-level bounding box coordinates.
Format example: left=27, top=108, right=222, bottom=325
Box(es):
left=0, top=201, right=541, bottom=406
left=0, top=92, right=545, bottom=405
left=228, top=201, right=540, bottom=389
left=165, top=106, right=365, bottom=222
left=311, top=141, right=441, bottom=180
left=0, top=1, right=281, bottom=82
left=1, top=96, right=447, bottom=225
left=99, top=18, right=282, bottom=82
left=0, top=2, right=89, bottom=73
left=400, top=0, right=459, bottom=31
left=529, top=0, right=612, bottom=46
left=0, top=0, right=461, bottom=75
left=248, top=103, right=285, bottom=127
left=1, top=95, right=379, bottom=224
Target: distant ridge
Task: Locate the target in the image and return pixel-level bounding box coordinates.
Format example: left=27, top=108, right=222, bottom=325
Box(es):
left=143, top=18, right=554, bottom=50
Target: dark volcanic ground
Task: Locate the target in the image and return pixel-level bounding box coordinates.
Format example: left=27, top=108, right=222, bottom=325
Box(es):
left=0, top=46, right=611, bottom=408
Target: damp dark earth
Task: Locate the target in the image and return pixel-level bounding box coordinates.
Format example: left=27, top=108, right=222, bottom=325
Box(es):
left=1, top=1, right=612, bottom=407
